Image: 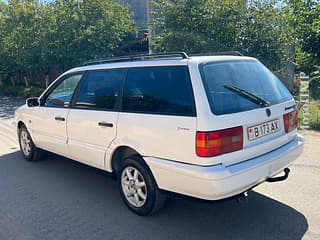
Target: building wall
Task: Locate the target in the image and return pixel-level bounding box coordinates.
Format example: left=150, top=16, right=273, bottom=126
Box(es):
left=119, top=0, right=148, bottom=29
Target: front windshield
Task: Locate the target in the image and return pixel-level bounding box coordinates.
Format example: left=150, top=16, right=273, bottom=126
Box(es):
left=199, top=60, right=292, bottom=115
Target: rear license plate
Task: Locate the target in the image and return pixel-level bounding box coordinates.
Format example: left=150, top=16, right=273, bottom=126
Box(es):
left=248, top=119, right=280, bottom=141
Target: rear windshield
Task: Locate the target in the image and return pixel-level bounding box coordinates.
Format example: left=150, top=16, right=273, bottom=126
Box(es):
left=199, top=60, right=292, bottom=115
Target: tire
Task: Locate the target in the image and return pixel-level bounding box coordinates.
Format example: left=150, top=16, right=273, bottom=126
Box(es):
left=18, top=125, right=42, bottom=161
left=118, top=156, right=166, bottom=215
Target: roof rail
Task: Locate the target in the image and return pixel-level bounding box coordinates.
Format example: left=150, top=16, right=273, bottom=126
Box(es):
left=81, top=52, right=189, bottom=66
left=191, top=51, right=244, bottom=57
left=212, top=51, right=243, bottom=56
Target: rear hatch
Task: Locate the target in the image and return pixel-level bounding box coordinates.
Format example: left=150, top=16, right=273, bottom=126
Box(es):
left=197, top=59, right=298, bottom=166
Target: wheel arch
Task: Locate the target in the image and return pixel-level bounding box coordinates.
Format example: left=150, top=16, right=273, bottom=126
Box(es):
left=17, top=120, right=26, bottom=129
left=17, top=120, right=36, bottom=146
left=110, top=146, right=144, bottom=177
left=17, top=120, right=26, bottom=135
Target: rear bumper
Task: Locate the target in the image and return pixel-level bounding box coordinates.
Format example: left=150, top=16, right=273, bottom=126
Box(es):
left=144, top=134, right=304, bottom=200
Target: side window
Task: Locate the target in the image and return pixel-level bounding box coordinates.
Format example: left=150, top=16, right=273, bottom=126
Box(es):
left=44, top=74, right=82, bottom=108
left=74, top=69, right=124, bottom=110
left=123, top=67, right=195, bottom=116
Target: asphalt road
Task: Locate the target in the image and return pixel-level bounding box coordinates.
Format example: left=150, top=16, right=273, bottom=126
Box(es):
left=0, top=98, right=319, bottom=240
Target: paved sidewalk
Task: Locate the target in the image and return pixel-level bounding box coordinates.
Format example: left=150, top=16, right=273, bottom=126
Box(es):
left=255, top=130, right=320, bottom=240
left=0, top=97, right=24, bottom=155
left=0, top=97, right=25, bottom=119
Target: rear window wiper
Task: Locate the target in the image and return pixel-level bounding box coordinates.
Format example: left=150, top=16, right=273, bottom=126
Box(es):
left=224, top=83, right=270, bottom=107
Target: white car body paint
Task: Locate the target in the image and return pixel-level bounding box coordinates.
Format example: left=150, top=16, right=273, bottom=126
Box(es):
left=15, top=55, right=304, bottom=201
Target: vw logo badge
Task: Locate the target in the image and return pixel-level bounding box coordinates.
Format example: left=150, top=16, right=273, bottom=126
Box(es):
left=266, top=108, right=271, bottom=117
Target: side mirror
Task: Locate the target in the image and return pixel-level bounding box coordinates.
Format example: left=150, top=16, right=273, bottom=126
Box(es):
left=26, top=97, right=40, bottom=107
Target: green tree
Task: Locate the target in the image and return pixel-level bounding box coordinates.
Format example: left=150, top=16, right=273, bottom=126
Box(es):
left=284, top=0, right=320, bottom=72
left=152, top=0, right=288, bottom=71
left=0, top=0, right=56, bottom=84
left=309, top=67, right=320, bottom=99
left=0, top=2, right=9, bottom=78
left=49, top=0, right=135, bottom=69
left=152, top=0, right=245, bottom=53
left=239, top=1, right=289, bottom=70
left=0, top=0, right=135, bottom=87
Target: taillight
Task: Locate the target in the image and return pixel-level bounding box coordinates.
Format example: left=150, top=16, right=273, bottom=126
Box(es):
left=196, top=126, right=243, bottom=157
left=283, top=110, right=298, bottom=133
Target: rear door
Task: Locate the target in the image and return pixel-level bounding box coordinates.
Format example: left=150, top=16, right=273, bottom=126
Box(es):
left=197, top=59, right=296, bottom=166
left=67, top=69, right=124, bottom=169
left=117, top=66, right=197, bottom=164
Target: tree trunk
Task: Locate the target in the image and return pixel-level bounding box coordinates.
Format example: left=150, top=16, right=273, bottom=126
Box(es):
left=283, top=44, right=295, bottom=92
left=45, top=74, right=50, bottom=88
left=24, top=76, right=29, bottom=87
left=10, top=76, right=15, bottom=87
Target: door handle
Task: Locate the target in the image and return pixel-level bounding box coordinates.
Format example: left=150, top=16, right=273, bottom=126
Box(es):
left=55, top=116, right=65, bottom=121
left=98, top=122, right=113, bottom=127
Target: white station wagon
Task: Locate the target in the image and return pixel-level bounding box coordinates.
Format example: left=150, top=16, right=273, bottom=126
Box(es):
left=15, top=52, right=304, bottom=215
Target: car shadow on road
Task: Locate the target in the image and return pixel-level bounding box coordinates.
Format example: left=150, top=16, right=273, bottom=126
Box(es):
left=0, top=151, right=308, bottom=240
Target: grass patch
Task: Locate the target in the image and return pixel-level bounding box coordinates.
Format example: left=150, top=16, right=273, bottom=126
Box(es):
left=309, top=100, right=320, bottom=130
left=298, top=99, right=320, bottom=130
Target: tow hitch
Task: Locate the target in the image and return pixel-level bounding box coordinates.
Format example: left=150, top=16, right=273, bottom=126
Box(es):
left=236, top=191, right=248, bottom=202
left=266, top=168, right=290, bottom=183
left=234, top=168, right=290, bottom=203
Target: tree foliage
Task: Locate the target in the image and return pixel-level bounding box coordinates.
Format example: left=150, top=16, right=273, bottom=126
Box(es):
left=0, top=1, right=49, bottom=76
left=152, top=0, right=289, bottom=70
left=1, top=0, right=319, bottom=90
left=153, top=0, right=238, bottom=52
left=152, top=0, right=245, bottom=53
left=0, top=0, right=135, bottom=83
left=309, top=66, right=320, bottom=99
left=284, top=0, right=320, bottom=72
